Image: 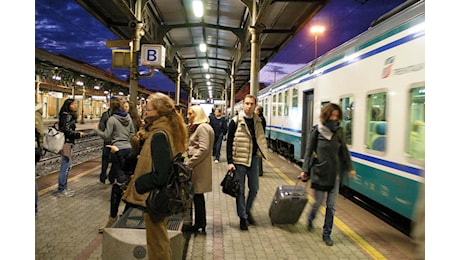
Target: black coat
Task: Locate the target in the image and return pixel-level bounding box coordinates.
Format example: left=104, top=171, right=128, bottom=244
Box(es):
left=58, top=112, right=81, bottom=144
left=302, top=125, right=353, bottom=191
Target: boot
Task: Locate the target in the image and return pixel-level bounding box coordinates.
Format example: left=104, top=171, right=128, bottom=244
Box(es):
left=98, top=215, right=119, bottom=233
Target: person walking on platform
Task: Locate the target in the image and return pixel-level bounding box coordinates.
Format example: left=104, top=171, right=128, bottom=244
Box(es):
left=226, top=94, right=269, bottom=231
left=122, top=92, right=188, bottom=260
left=56, top=99, right=85, bottom=197
left=300, top=103, right=356, bottom=246
left=255, top=105, right=266, bottom=176
left=98, top=107, right=112, bottom=184
left=182, top=105, right=215, bottom=234
left=209, top=107, right=227, bottom=163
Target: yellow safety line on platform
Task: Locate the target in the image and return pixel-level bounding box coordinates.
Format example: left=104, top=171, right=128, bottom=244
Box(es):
left=266, top=160, right=387, bottom=260
left=38, top=166, right=101, bottom=196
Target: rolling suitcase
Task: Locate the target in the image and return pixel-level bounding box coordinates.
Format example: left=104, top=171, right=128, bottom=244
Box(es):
left=269, top=183, right=308, bottom=225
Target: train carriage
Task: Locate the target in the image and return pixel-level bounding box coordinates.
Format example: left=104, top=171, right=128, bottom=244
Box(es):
left=257, top=0, right=424, bottom=233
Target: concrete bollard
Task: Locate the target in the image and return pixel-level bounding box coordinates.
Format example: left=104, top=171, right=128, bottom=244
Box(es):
left=102, top=228, right=183, bottom=260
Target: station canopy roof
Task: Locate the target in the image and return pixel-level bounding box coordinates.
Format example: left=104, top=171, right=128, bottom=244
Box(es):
left=75, top=0, right=329, bottom=100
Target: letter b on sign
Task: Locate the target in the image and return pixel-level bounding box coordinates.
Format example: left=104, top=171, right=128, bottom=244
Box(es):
left=141, top=44, right=165, bottom=68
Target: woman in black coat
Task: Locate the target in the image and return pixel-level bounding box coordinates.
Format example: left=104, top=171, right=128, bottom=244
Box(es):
left=300, top=103, right=356, bottom=246
left=56, top=98, right=84, bottom=197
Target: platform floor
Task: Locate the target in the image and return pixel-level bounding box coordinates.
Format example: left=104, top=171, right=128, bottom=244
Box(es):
left=34, top=136, right=417, bottom=259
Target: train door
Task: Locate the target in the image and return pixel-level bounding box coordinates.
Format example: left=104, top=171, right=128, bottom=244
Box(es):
left=300, top=90, right=314, bottom=161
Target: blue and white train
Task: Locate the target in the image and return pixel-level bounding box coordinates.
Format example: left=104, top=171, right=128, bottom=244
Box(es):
left=255, top=0, right=424, bottom=234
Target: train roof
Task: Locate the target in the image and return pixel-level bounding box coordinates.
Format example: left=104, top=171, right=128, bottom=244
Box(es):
left=264, top=0, right=424, bottom=95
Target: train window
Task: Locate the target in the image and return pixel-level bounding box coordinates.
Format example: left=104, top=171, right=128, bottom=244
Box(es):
left=365, top=92, right=387, bottom=151
left=321, top=101, right=330, bottom=109
left=278, top=92, right=282, bottom=116
left=407, top=86, right=425, bottom=161
left=272, top=95, right=276, bottom=116
left=292, top=87, right=299, bottom=111
left=340, top=97, right=355, bottom=145
left=284, top=90, right=289, bottom=116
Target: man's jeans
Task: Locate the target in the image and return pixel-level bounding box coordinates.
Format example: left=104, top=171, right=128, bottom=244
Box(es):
left=213, top=133, right=224, bottom=161
left=234, top=156, right=260, bottom=219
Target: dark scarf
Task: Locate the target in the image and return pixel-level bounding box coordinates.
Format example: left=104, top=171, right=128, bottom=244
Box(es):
left=188, top=124, right=199, bottom=136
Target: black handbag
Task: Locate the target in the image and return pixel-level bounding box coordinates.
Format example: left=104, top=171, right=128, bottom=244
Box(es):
left=220, top=170, right=240, bottom=197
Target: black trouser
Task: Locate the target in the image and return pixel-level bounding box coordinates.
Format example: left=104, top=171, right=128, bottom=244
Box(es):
left=192, top=193, right=206, bottom=228
left=110, top=184, right=133, bottom=218
left=100, top=145, right=111, bottom=183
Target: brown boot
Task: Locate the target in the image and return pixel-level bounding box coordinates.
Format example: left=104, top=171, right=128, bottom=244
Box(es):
left=98, top=215, right=119, bottom=233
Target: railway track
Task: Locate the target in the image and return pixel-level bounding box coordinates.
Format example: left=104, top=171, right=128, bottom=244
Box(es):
left=36, top=131, right=103, bottom=177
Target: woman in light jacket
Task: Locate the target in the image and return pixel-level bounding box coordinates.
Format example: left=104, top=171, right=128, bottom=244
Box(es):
left=182, top=105, right=215, bottom=234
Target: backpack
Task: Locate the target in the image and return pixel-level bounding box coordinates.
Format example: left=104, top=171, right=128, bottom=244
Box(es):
left=145, top=153, right=194, bottom=222
left=43, top=122, right=65, bottom=154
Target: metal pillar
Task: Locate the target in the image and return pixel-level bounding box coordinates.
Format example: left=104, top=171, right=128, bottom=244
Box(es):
left=230, top=61, right=236, bottom=117
left=129, top=1, right=144, bottom=104
left=175, top=59, right=182, bottom=105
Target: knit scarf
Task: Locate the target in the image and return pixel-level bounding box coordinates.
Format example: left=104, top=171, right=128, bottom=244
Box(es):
left=188, top=124, right=199, bottom=136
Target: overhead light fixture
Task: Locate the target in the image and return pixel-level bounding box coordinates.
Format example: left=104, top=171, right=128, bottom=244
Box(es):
left=193, top=0, right=203, bottom=17
left=203, top=63, right=209, bottom=70
left=199, top=43, right=207, bottom=52
left=205, top=74, right=210, bottom=79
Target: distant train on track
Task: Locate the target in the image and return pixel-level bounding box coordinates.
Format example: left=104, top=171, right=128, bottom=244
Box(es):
left=243, top=0, right=424, bottom=234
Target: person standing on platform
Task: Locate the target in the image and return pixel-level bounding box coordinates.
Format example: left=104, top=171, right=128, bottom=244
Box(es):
left=95, top=97, right=135, bottom=230
left=182, top=105, right=215, bottom=234
left=226, top=94, right=269, bottom=231
left=128, top=101, right=143, bottom=133
left=209, top=107, right=227, bottom=163
left=300, top=103, right=356, bottom=246
left=35, top=103, right=44, bottom=212
left=98, top=107, right=112, bottom=184
left=122, top=92, right=188, bottom=260
left=95, top=97, right=135, bottom=184
left=123, top=100, right=130, bottom=113
left=56, top=99, right=85, bottom=197
left=255, top=105, right=266, bottom=176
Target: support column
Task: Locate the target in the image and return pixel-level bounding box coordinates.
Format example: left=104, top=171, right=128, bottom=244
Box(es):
left=80, top=86, right=86, bottom=124
left=230, top=61, right=236, bottom=117
left=249, top=25, right=263, bottom=98
left=129, top=0, right=144, bottom=104
left=188, top=79, right=193, bottom=106
left=175, top=59, right=182, bottom=105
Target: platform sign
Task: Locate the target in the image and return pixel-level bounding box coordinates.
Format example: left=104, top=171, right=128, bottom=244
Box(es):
left=141, top=44, right=165, bottom=68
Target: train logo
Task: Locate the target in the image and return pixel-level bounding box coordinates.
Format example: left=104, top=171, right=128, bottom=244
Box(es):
left=381, top=56, right=395, bottom=79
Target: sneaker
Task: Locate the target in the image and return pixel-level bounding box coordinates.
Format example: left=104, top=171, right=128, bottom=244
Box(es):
left=307, top=221, right=313, bottom=232
left=214, top=160, right=219, bottom=164
left=247, top=213, right=256, bottom=225
left=322, top=235, right=333, bottom=246
left=240, top=218, right=248, bottom=231
left=56, top=189, right=74, bottom=198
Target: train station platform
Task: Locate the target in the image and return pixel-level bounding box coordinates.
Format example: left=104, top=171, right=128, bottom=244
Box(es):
left=34, top=139, right=416, bottom=259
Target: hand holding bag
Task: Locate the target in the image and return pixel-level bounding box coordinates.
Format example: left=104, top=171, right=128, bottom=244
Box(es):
left=220, top=170, right=240, bottom=197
